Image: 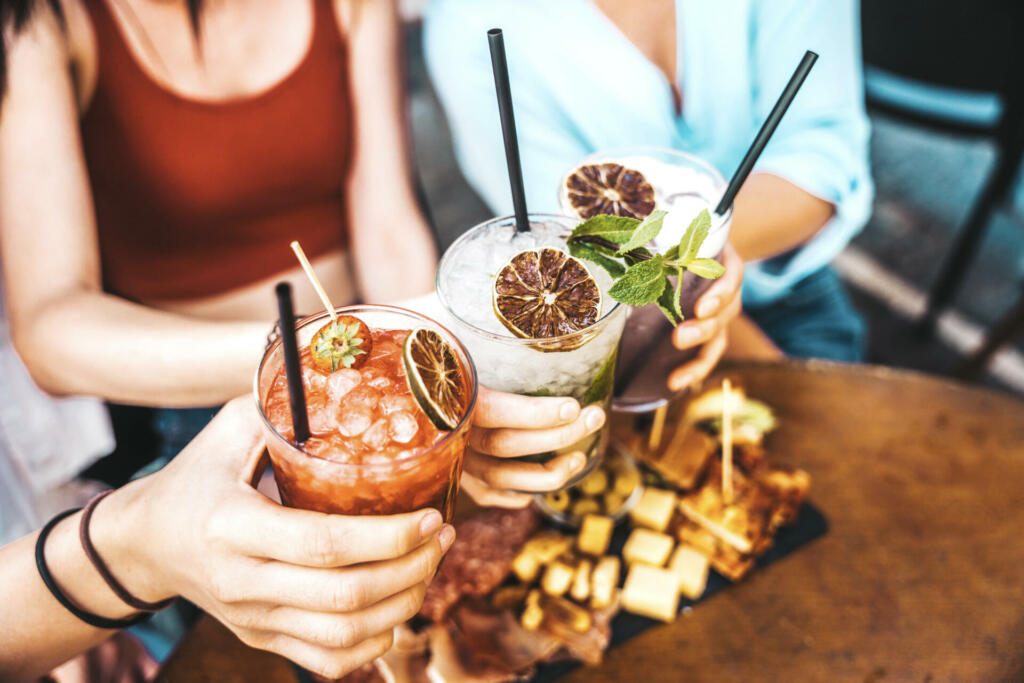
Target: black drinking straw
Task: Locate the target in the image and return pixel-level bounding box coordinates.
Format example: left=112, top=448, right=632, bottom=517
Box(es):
left=487, top=28, right=530, bottom=233
left=274, top=282, right=310, bottom=447
left=714, top=50, right=819, bottom=215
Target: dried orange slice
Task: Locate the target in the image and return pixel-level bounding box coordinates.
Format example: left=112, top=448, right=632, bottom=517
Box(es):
left=565, top=163, right=656, bottom=219
left=493, top=248, right=602, bottom=342
left=310, top=315, right=372, bottom=372
left=403, top=328, right=466, bottom=430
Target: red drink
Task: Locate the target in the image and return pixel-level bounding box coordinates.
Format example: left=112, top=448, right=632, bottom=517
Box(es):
left=256, top=306, right=477, bottom=520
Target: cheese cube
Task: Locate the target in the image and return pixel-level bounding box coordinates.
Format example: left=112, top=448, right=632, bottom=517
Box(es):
left=577, top=514, right=614, bottom=556
left=540, top=560, right=575, bottom=597
left=622, top=528, right=674, bottom=567
left=590, top=556, right=620, bottom=609
left=570, top=559, right=593, bottom=602
left=622, top=564, right=680, bottom=622
left=668, top=545, right=710, bottom=599
left=629, top=487, right=678, bottom=532
left=512, top=550, right=541, bottom=583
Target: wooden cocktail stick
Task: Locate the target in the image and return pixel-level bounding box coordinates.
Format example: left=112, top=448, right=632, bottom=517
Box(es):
left=290, top=241, right=337, bottom=321
left=648, top=403, right=669, bottom=451
left=722, top=379, right=734, bottom=505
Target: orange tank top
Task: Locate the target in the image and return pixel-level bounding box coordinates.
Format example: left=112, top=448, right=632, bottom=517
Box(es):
left=80, top=0, right=353, bottom=301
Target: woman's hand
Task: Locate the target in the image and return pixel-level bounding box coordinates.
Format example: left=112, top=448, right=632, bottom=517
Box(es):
left=460, top=387, right=605, bottom=508
left=667, top=244, right=744, bottom=392
left=95, top=398, right=454, bottom=680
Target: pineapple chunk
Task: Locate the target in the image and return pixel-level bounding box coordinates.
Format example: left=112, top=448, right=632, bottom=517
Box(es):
left=579, top=468, right=609, bottom=495
left=629, top=487, right=678, bottom=532
left=603, top=492, right=625, bottom=515
left=512, top=550, right=541, bottom=583
left=521, top=590, right=544, bottom=630
left=570, top=559, right=593, bottom=602
left=577, top=514, right=614, bottom=556
left=668, top=545, right=710, bottom=599
left=590, top=556, right=620, bottom=609
left=571, top=498, right=602, bottom=517
left=622, top=564, right=680, bottom=622
left=622, top=528, right=674, bottom=567
left=613, top=466, right=641, bottom=497
left=541, top=560, right=575, bottom=597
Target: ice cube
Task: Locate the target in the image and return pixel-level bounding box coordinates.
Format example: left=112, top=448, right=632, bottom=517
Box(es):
left=362, top=418, right=389, bottom=450
left=380, top=393, right=416, bottom=415
left=307, top=405, right=337, bottom=434
left=367, top=375, right=392, bottom=390
left=371, top=341, right=401, bottom=361
left=388, top=411, right=419, bottom=444
left=327, top=369, right=361, bottom=402
left=303, top=368, right=327, bottom=393
left=345, top=386, right=381, bottom=412
left=338, top=409, right=372, bottom=437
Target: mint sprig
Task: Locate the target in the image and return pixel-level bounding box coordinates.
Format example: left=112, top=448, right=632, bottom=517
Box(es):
left=568, top=209, right=724, bottom=325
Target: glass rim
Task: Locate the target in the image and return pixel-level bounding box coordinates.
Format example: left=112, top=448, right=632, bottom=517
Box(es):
left=254, top=304, right=479, bottom=468
left=568, top=145, right=734, bottom=228
left=435, top=212, right=625, bottom=346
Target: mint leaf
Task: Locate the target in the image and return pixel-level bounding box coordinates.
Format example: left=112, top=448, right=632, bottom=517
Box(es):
left=608, top=256, right=667, bottom=306
left=616, top=210, right=667, bottom=255
left=655, top=285, right=679, bottom=325
left=568, top=240, right=625, bottom=278
left=570, top=215, right=640, bottom=244
left=685, top=258, right=726, bottom=279
left=672, top=266, right=685, bottom=321
left=677, top=209, right=712, bottom=265
left=623, top=247, right=655, bottom=266
left=663, top=244, right=680, bottom=261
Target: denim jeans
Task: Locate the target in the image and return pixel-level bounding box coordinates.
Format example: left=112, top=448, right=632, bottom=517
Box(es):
left=745, top=266, right=866, bottom=363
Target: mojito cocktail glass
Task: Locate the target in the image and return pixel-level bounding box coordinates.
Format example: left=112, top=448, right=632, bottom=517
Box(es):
left=255, top=305, right=477, bottom=520
left=559, top=147, right=733, bottom=414
left=436, top=215, right=627, bottom=490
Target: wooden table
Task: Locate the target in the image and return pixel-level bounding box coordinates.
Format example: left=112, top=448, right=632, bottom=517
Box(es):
left=158, top=361, right=1024, bottom=682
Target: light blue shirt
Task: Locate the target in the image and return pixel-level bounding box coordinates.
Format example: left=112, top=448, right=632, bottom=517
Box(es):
left=424, top=0, right=873, bottom=306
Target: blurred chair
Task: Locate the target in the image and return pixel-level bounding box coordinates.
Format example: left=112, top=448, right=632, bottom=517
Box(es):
left=861, top=0, right=1024, bottom=360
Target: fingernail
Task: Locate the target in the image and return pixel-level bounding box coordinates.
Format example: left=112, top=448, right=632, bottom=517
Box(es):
left=674, top=326, right=700, bottom=347
left=419, top=510, right=442, bottom=539
left=585, top=407, right=605, bottom=431
left=559, top=401, right=579, bottom=421
left=569, top=452, right=587, bottom=472
left=438, top=524, right=456, bottom=551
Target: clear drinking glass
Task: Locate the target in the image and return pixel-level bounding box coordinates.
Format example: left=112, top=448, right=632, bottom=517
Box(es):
left=255, top=305, right=478, bottom=520
left=559, top=147, right=734, bottom=414
left=436, top=214, right=628, bottom=489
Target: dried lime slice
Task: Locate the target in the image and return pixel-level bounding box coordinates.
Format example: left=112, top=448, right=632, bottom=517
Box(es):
left=310, top=315, right=372, bottom=372
left=565, top=163, right=656, bottom=219
left=493, top=248, right=601, bottom=344
left=403, top=328, right=466, bottom=430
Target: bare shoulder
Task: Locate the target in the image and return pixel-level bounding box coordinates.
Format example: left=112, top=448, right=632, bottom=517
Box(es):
left=2, top=0, right=95, bottom=110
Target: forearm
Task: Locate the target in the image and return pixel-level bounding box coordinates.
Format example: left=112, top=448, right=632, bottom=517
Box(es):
left=12, top=290, right=268, bottom=405
left=728, top=173, right=836, bottom=262
left=0, top=482, right=157, bottom=680
left=351, top=206, right=438, bottom=303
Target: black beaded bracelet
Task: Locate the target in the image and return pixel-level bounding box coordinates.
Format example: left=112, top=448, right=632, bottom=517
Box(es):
left=35, top=508, right=152, bottom=630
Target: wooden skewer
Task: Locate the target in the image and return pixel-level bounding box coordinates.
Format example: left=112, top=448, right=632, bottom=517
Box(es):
left=290, top=241, right=336, bottom=322
left=722, top=378, right=734, bottom=505
left=648, top=403, right=669, bottom=451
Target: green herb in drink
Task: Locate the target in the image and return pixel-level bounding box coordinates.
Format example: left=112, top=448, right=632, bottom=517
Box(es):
left=567, top=209, right=725, bottom=325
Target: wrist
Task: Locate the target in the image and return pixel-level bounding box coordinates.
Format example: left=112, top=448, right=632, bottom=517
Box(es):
left=90, top=479, right=176, bottom=604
